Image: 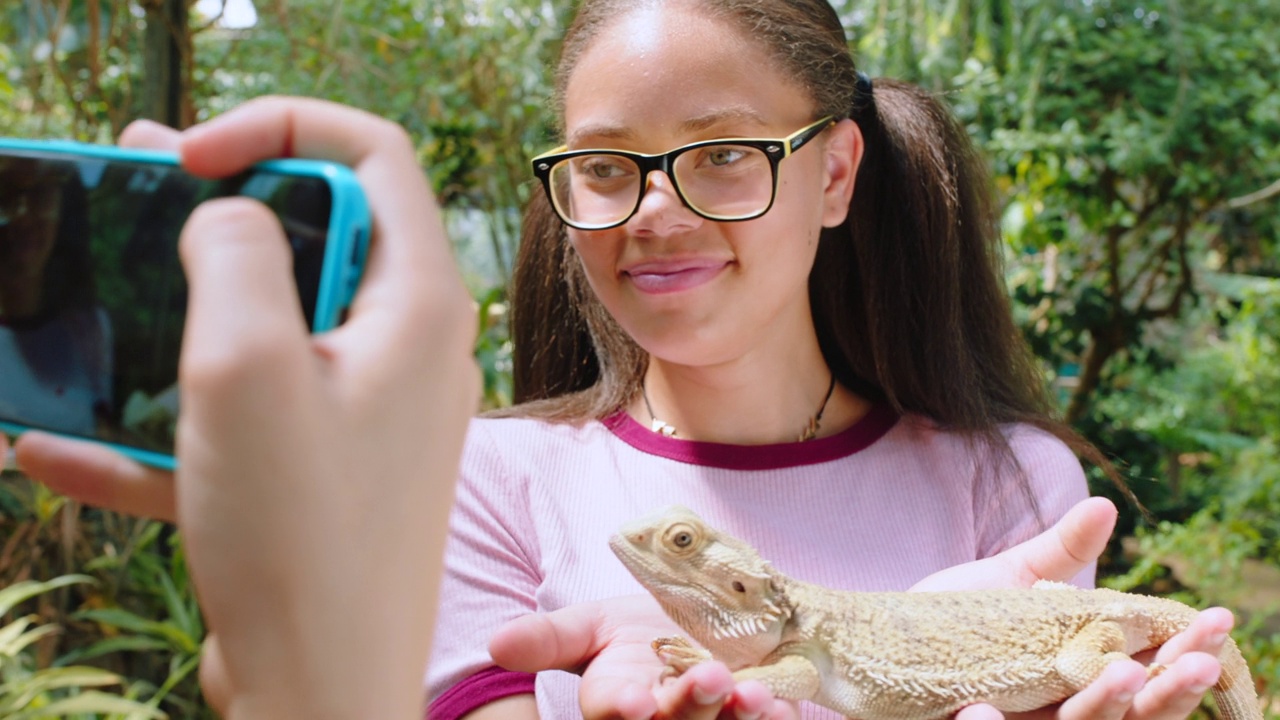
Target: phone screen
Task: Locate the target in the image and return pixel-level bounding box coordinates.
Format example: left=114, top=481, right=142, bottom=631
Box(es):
left=0, top=152, right=337, bottom=457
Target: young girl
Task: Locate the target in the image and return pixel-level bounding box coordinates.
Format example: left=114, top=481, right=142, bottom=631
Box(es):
left=424, top=1, right=1234, bottom=719
left=5, top=1, right=1233, bottom=719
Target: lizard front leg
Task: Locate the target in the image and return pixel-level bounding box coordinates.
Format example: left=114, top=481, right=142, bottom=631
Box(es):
left=730, top=652, right=822, bottom=704
left=653, top=636, right=714, bottom=680
left=653, top=637, right=823, bottom=704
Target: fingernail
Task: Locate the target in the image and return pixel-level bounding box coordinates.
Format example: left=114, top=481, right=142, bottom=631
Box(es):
left=1190, top=682, right=1213, bottom=695
left=693, top=686, right=724, bottom=705
left=1114, top=691, right=1135, bottom=705
left=1210, top=632, right=1228, bottom=646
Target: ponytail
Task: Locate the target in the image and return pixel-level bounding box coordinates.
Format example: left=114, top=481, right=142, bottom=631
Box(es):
left=815, top=78, right=1049, bottom=429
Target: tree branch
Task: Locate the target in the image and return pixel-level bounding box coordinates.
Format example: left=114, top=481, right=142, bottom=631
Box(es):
left=1228, top=178, right=1280, bottom=209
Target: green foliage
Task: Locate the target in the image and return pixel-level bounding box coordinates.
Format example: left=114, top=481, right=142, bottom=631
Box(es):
left=0, top=575, right=167, bottom=718
left=1096, top=281, right=1280, bottom=546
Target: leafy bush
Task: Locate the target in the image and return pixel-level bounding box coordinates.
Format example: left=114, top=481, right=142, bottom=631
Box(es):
left=0, top=575, right=166, bottom=719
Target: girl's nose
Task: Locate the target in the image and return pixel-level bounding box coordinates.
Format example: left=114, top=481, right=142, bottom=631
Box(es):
left=625, top=171, right=703, bottom=236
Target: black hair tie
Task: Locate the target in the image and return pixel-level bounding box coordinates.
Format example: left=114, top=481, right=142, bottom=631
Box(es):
left=850, top=71, right=875, bottom=120
left=855, top=71, right=874, bottom=100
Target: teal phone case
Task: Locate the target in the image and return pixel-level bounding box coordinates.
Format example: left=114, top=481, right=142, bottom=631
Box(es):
left=0, top=138, right=372, bottom=470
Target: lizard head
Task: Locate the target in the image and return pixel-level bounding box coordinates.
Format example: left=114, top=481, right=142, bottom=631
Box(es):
left=610, top=506, right=792, bottom=666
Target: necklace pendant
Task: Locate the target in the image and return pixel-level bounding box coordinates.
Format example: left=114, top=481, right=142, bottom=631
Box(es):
left=651, top=419, right=678, bottom=437
left=798, top=417, right=820, bottom=443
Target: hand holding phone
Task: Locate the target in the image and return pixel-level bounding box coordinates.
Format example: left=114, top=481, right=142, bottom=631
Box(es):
left=10, top=99, right=479, bottom=719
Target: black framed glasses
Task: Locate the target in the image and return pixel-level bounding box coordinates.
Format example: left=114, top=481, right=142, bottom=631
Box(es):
left=531, top=116, right=835, bottom=230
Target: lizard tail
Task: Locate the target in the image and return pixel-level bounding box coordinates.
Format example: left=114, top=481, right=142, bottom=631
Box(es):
left=1211, top=636, right=1262, bottom=720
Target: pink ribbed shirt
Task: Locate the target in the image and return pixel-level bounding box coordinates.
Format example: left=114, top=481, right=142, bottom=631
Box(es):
left=426, top=404, right=1091, bottom=720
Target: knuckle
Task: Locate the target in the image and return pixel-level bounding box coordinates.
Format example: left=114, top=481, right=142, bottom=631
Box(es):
left=180, top=328, right=302, bottom=391
left=366, top=117, right=416, bottom=155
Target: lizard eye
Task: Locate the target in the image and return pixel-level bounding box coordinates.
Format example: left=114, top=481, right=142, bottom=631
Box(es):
left=664, top=523, right=698, bottom=550
left=732, top=581, right=746, bottom=593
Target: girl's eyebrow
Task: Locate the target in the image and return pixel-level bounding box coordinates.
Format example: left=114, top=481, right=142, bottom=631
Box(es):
left=566, top=106, right=770, bottom=147
left=679, top=106, right=770, bottom=134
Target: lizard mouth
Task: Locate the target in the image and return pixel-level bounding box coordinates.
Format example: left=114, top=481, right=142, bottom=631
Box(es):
left=608, top=533, right=649, bottom=575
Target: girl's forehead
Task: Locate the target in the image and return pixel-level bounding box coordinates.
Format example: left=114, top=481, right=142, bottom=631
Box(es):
left=562, top=5, right=812, bottom=142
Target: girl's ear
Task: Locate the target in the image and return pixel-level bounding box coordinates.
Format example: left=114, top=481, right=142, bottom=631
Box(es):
left=821, top=119, right=862, bottom=228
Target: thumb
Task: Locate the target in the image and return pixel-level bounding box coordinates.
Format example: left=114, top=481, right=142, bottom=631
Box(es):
left=912, top=496, right=1117, bottom=593
left=177, top=197, right=311, bottom=404
left=1007, top=496, right=1117, bottom=585
left=489, top=604, right=608, bottom=674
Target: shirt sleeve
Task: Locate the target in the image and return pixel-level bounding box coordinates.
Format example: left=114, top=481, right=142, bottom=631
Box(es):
left=426, top=420, right=541, bottom=716
left=974, top=424, right=1095, bottom=588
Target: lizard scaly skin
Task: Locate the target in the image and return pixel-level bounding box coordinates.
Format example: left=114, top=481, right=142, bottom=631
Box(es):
left=609, top=505, right=1262, bottom=720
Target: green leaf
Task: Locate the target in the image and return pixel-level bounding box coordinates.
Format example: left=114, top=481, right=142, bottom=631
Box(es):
left=0, top=576, right=95, bottom=618
left=71, top=609, right=199, bottom=655
left=54, top=635, right=173, bottom=667
left=0, top=666, right=124, bottom=711
left=3, top=689, right=166, bottom=719
left=0, top=622, right=60, bottom=659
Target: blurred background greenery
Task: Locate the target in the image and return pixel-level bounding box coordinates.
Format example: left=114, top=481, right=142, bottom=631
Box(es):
left=1, top=0, right=1278, bottom=717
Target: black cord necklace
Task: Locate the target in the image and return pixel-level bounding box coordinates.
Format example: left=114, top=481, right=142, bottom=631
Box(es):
left=642, top=373, right=838, bottom=442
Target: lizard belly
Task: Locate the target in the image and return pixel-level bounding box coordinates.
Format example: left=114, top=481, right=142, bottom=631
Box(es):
left=818, top=661, right=1075, bottom=720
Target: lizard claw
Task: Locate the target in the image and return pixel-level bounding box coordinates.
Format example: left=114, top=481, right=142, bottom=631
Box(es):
left=653, top=635, right=713, bottom=677
left=1145, top=662, right=1168, bottom=680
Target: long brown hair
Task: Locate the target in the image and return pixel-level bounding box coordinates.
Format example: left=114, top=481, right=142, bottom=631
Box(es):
left=496, top=0, right=1125, bottom=518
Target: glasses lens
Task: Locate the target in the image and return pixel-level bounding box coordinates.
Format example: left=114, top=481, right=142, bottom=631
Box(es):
left=548, top=154, right=642, bottom=229
left=672, top=144, right=774, bottom=220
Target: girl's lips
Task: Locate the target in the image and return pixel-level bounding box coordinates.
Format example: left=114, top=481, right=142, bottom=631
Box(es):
left=622, top=260, right=730, bottom=294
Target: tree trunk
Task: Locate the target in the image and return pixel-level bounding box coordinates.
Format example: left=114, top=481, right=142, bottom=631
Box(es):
left=1065, top=325, right=1122, bottom=424
left=142, top=0, right=189, bottom=129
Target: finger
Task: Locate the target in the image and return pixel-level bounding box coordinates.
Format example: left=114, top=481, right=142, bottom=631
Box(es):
left=13, top=431, right=176, bottom=521
left=118, top=119, right=182, bottom=152
left=199, top=633, right=232, bottom=716
left=761, top=697, right=799, bottom=720
left=489, top=607, right=609, bottom=674
left=1009, top=497, right=1117, bottom=586
left=954, top=703, right=1008, bottom=719
left=1053, top=660, right=1146, bottom=720
left=2, top=433, right=11, bottom=470
left=175, top=97, right=440, bottom=271
left=652, top=661, right=733, bottom=720
left=728, top=682, right=791, bottom=720
left=1128, top=652, right=1221, bottom=719
left=1152, top=609, right=1233, bottom=666
left=174, top=96, right=471, bottom=373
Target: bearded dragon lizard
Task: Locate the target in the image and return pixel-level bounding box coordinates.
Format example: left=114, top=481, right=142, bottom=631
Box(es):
left=609, top=505, right=1261, bottom=720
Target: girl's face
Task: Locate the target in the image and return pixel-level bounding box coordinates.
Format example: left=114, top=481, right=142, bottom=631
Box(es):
left=0, top=185, right=61, bottom=281
left=562, top=4, right=859, bottom=370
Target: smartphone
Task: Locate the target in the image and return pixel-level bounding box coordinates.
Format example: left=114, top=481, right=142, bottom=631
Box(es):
left=0, top=139, right=371, bottom=469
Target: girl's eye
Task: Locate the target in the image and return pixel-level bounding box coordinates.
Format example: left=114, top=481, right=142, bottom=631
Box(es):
left=580, top=157, right=630, bottom=179
left=703, top=147, right=746, bottom=167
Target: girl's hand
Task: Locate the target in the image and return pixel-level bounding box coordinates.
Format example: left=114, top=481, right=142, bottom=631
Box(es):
left=953, top=612, right=1230, bottom=720
left=915, top=498, right=1231, bottom=720
left=491, top=594, right=797, bottom=720
left=12, top=97, right=479, bottom=720
left=488, top=499, right=1117, bottom=720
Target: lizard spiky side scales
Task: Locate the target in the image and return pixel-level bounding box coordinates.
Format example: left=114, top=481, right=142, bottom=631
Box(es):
left=610, top=506, right=1263, bottom=720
